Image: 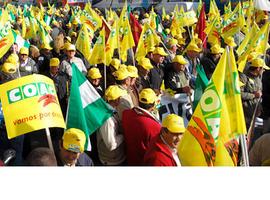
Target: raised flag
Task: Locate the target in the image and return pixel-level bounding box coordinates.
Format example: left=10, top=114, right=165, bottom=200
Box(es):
left=178, top=47, right=246, bottom=166
left=129, top=12, right=142, bottom=47
left=66, top=63, right=113, bottom=149
left=89, top=27, right=106, bottom=65
left=195, top=3, right=207, bottom=48
left=0, top=75, right=66, bottom=139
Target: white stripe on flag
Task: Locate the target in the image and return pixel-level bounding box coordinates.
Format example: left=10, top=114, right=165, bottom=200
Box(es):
left=79, top=81, right=100, bottom=108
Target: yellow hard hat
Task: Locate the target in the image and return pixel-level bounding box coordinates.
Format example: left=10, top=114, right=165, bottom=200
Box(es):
left=105, top=85, right=127, bottom=101
left=210, top=44, right=224, bottom=54
left=41, top=43, right=53, bottom=50
left=62, top=128, right=86, bottom=153
left=50, top=58, right=60, bottom=67
left=1, top=62, right=17, bottom=74
left=127, top=65, right=138, bottom=78
left=172, top=55, right=188, bottom=65
left=162, top=114, right=185, bottom=133
left=6, top=53, right=19, bottom=65
left=139, top=88, right=157, bottom=104
left=250, top=58, right=270, bottom=70
left=110, top=58, right=121, bottom=70
left=19, top=47, right=29, bottom=55
left=137, top=57, right=154, bottom=70
left=113, top=67, right=131, bottom=80
left=186, top=42, right=201, bottom=53
left=87, top=67, right=102, bottom=79
left=224, top=36, right=236, bottom=47
left=153, top=47, right=168, bottom=56
left=66, top=43, right=76, bottom=51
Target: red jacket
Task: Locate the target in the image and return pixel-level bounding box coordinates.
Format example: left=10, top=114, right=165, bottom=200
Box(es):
left=143, top=135, right=177, bottom=166
left=122, top=107, right=161, bottom=166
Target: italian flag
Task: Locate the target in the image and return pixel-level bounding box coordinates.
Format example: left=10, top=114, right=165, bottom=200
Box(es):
left=66, top=63, right=113, bottom=150
left=12, top=30, right=30, bottom=50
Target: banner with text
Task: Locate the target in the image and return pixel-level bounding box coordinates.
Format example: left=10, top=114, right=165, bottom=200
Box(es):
left=0, top=74, right=66, bottom=139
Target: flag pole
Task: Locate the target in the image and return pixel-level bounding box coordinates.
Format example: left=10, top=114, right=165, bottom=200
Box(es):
left=104, top=31, right=107, bottom=90
left=226, top=46, right=249, bottom=166
left=45, top=127, right=55, bottom=155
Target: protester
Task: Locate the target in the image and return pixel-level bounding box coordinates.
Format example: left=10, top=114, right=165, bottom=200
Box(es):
left=144, top=114, right=185, bottom=166
left=136, top=57, right=153, bottom=91
left=56, top=128, right=94, bottom=166
left=122, top=88, right=161, bottom=165
left=97, top=85, right=127, bottom=166
left=26, top=147, right=57, bottom=166
left=87, top=67, right=104, bottom=96
left=18, top=47, right=39, bottom=77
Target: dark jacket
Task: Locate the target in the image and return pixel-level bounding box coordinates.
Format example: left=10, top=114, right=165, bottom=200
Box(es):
left=262, top=70, right=270, bottom=118
left=200, top=53, right=218, bottom=80
left=149, top=60, right=164, bottom=90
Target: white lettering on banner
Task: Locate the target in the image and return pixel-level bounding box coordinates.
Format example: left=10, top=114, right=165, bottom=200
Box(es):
left=9, top=88, right=21, bottom=102
left=23, top=84, right=37, bottom=97
left=159, top=93, right=193, bottom=127
left=206, top=118, right=220, bottom=140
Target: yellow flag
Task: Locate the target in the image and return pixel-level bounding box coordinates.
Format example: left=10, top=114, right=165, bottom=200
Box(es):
left=0, top=74, right=66, bottom=139
left=84, top=3, right=102, bottom=31
left=89, top=27, right=106, bottom=65
left=76, top=24, right=93, bottom=64
left=221, top=3, right=245, bottom=39
left=208, top=0, right=219, bottom=21
left=105, top=21, right=119, bottom=66
left=178, top=47, right=246, bottom=166
left=205, top=16, right=222, bottom=46
left=0, top=30, right=14, bottom=59
left=238, top=22, right=270, bottom=72
left=135, top=22, right=160, bottom=61
left=118, top=2, right=135, bottom=62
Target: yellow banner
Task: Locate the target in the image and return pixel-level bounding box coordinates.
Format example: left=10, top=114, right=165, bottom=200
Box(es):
left=0, top=74, right=66, bottom=139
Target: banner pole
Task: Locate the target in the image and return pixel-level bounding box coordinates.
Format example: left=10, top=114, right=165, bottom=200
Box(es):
left=45, top=127, right=55, bottom=155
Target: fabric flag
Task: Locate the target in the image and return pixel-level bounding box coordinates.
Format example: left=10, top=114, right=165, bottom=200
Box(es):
left=193, top=64, right=208, bottom=111
left=238, top=22, right=270, bottom=72
left=129, top=12, right=142, bottom=47
left=105, top=21, right=119, bottom=66
left=178, top=47, right=246, bottom=166
left=101, top=17, right=111, bottom=43
left=135, top=22, right=161, bottom=61
left=205, top=16, right=222, bottom=46
left=254, top=0, right=270, bottom=11
left=221, top=3, right=245, bottom=39
left=89, top=27, right=106, bottom=65
left=84, top=3, right=102, bottom=31
left=118, top=1, right=135, bottom=62
left=195, top=3, right=207, bottom=48
left=76, top=24, right=92, bottom=64
left=67, top=63, right=113, bottom=149
left=0, top=30, right=14, bottom=59
left=12, top=30, right=30, bottom=51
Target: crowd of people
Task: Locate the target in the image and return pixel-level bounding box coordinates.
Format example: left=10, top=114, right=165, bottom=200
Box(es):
left=0, top=2, right=270, bottom=166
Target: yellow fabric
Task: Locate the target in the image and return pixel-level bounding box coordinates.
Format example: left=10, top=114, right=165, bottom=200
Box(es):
left=139, top=88, right=157, bottom=104
left=76, top=24, right=92, bottom=64
left=178, top=47, right=246, bottom=166
left=250, top=58, right=270, bottom=69
left=6, top=53, right=19, bottom=65
left=153, top=47, right=168, bottom=56
left=89, top=27, right=106, bottom=65
left=113, top=67, right=131, bottom=80
left=224, top=36, right=236, bottom=47
left=210, top=44, right=224, bottom=54
left=63, top=128, right=86, bottom=153
left=105, top=21, right=119, bottom=66
left=110, top=58, right=121, bottom=70
left=162, top=114, right=185, bottom=133
left=41, top=43, right=53, bottom=50
left=135, top=22, right=161, bottom=60
left=19, top=47, right=29, bottom=55
left=127, top=65, right=138, bottom=78
left=1, top=62, right=16, bottom=74
left=105, top=85, right=127, bottom=101
left=172, top=55, right=188, bottom=65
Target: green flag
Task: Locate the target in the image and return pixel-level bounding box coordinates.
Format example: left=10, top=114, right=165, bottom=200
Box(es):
left=66, top=63, right=113, bottom=150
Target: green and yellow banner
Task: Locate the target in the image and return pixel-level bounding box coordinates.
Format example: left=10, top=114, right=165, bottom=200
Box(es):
left=0, top=75, right=66, bottom=139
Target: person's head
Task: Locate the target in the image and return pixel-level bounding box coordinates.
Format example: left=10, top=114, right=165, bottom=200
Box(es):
left=59, top=128, right=86, bottom=166
left=105, top=85, right=127, bottom=107
left=172, top=55, right=187, bottom=73
left=49, top=58, right=60, bottom=76
left=167, top=38, right=178, bottom=54
left=10, top=43, right=18, bottom=54
left=152, top=47, right=168, bottom=65
left=139, top=88, right=157, bottom=111
left=224, top=36, right=237, bottom=48
left=127, top=65, right=139, bottom=86
left=113, top=66, right=131, bottom=88
left=19, top=47, right=29, bottom=62
left=146, top=46, right=155, bottom=60
left=29, top=45, right=40, bottom=59
left=26, top=147, right=57, bottom=166
left=210, top=44, right=224, bottom=62
left=1, top=62, right=17, bottom=74
left=161, top=114, right=185, bottom=149
left=137, top=57, right=154, bottom=76
left=186, top=43, right=201, bottom=59
left=65, top=44, right=76, bottom=59
left=109, top=58, right=121, bottom=72
left=41, top=43, right=53, bottom=54
left=87, top=67, right=102, bottom=87
left=249, top=58, right=270, bottom=76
